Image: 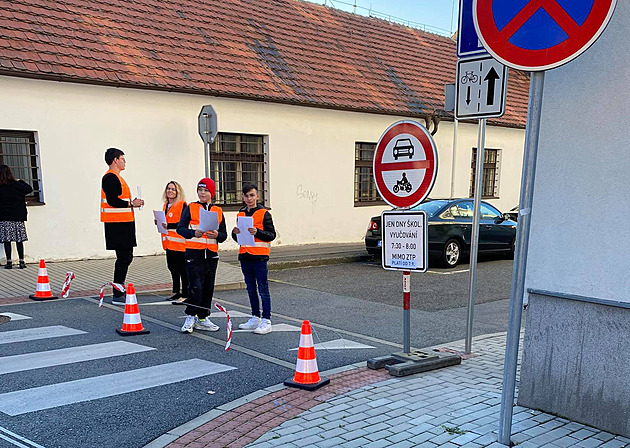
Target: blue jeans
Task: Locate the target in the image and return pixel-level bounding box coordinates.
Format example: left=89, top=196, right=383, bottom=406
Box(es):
left=240, top=260, right=271, bottom=320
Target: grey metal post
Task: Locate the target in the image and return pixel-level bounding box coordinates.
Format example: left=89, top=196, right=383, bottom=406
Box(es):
left=450, top=118, right=459, bottom=198
left=498, top=71, right=545, bottom=444
left=465, top=118, right=486, bottom=354
left=203, top=114, right=210, bottom=177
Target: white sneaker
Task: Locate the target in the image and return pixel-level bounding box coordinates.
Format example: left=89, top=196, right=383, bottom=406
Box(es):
left=253, top=318, right=272, bottom=335
left=181, top=315, right=195, bottom=333
left=194, top=317, right=219, bottom=332
left=239, top=315, right=262, bottom=330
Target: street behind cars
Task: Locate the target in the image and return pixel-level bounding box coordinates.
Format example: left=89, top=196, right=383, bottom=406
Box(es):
left=365, top=198, right=517, bottom=267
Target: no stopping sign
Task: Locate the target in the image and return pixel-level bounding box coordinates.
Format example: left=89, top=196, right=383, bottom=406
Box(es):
left=373, top=121, right=438, bottom=209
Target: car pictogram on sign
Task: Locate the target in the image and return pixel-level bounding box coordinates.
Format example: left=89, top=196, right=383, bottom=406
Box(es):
left=393, top=138, right=415, bottom=160
left=373, top=121, right=438, bottom=209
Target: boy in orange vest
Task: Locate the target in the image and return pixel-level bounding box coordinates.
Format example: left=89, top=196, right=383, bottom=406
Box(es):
left=231, top=183, right=276, bottom=335
left=176, top=178, right=226, bottom=333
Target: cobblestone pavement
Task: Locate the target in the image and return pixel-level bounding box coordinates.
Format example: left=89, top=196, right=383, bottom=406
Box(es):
left=150, top=334, right=629, bottom=448
left=0, top=254, right=244, bottom=302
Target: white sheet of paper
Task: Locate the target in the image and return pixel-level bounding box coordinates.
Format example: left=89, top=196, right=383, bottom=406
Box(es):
left=236, top=216, right=255, bottom=246
left=199, top=209, right=219, bottom=232
left=136, top=185, right=143, bottom=211
left=153, top=210, right=168, bottom=235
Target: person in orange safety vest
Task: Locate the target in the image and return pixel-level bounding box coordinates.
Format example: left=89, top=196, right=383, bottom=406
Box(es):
left=100, top=148, right=144, bottom=305
left=176, top=178, right=226, bottom=334
left=158, top=180, right=188, bottom=304
left=231, top=183, right=276, bottom=335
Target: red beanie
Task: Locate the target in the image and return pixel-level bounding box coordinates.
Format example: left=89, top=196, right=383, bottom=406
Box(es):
left=197, top=178, right=216, bottom=197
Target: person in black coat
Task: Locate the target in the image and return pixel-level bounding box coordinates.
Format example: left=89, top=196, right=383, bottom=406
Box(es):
left=100, top=148, right=144, bottom=304
left=0, top=164, right=33, bottom=269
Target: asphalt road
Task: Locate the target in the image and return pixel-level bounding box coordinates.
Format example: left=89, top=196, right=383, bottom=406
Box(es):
left=0, top=257, right=516, bottom=448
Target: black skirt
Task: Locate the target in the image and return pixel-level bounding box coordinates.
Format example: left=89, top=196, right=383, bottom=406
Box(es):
left=104, top=221, right=137, bottom=250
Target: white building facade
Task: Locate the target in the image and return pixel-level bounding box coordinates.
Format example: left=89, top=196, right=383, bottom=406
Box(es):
left=0, top=75, right=525, bottom=261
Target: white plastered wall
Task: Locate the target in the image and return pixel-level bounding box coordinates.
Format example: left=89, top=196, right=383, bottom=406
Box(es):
left=0, top=76, right=524, bottom=261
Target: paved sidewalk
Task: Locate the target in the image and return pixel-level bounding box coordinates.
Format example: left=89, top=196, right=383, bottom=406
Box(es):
left=147, top=334, right=629, bottom=448
left=0, top=243, right=368, bottom=302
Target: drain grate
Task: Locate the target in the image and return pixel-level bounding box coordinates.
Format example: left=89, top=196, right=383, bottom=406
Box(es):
left=0, top=315, right=10, bottom=325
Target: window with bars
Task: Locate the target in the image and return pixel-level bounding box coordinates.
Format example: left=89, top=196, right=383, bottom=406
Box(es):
left=469, top=148, right=500, bottom=199
left=209, top=133, right=268, bottom=210
left=0, top=130, right=43, bottom=204
left=354, top=142, right=383, bottom=206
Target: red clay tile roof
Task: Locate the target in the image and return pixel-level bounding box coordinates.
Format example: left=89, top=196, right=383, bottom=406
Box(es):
left=0, top=0, right=528, bottom=127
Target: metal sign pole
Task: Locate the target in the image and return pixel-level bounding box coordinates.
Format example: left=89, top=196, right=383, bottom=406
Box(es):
left=203, top=114, right=210, bottom=177
left=403, top=270, right=411, bottom=353
left=465, top=118, right=486, bottom=354
left=498, top=71, right=545, bottom=444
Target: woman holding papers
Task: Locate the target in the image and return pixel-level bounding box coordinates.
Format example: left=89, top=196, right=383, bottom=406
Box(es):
left=231, top=183, right=276, bottom=335
left=176, top=178, right=227, bottom=333
left=159, top=181, right=188, bottom=303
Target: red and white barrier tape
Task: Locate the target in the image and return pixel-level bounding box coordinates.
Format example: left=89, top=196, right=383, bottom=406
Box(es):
left=60, top=272, right=75, bottom=298
left=214, top=303, right=232, bottom=351
left=98, top=283, right=126, bottom=307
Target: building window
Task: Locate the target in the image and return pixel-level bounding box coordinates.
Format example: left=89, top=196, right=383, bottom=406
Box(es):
left=354, top=142, right=383, bottom=206
left=209, top=133, right=267, bottom=210
left=470, top=148, right=500, bottom=199
left=0, top=130, right=43, bottom=204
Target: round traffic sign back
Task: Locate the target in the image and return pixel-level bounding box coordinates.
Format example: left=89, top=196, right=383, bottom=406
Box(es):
left=473, top=0, right=617, bottom=71
left=373, top=121, right=438, bottom=209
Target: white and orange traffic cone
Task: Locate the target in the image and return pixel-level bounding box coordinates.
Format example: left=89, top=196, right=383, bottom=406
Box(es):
left=29, top=259, right=59, bottom=301
left=116, top=283, right=150, bottom=336
left=284, top=320, right=330, bottom=391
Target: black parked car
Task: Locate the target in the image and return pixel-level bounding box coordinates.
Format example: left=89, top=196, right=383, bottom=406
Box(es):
left=365, top=199, right=517, bottom=268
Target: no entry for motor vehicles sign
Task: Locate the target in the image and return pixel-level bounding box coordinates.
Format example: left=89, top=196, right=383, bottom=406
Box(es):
left=473, top=0, right=618, bottom=71
left=373, top=121, right=438, bottom=209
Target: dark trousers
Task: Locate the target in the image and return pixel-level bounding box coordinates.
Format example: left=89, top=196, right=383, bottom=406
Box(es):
left=113, top=248, right=133, bottom=297
left=185, top=254, right=218, bottom=319
left=166, top=249, right=188, bottom=297
left=240, top=260, right=271, bottom=320
left=3, top=242, right=24, bottom=261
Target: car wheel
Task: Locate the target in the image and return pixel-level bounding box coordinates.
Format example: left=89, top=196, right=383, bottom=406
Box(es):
left=441, top=239, right=461, bottom=268
left=506, top=238, right=515, bottom=259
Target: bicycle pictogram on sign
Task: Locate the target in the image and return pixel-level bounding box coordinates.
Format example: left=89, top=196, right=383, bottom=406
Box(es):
left=473, top=0, right=617, bottom=71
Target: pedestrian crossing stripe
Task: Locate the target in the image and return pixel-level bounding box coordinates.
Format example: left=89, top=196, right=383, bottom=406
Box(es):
left=0, top=359, right=236, bottom=416
left=234, top=323, right=300, bottom=333
left=175, top=310, right=251, bottom=318
left=0, top=341, right=156, bottom=375
left=0, top=326, right=86, bottom=345
left=290, top=339, right=375, bottom=351
left=0, top=425, right=45, bottom=448
left=0, top=313, right=31, bottom=321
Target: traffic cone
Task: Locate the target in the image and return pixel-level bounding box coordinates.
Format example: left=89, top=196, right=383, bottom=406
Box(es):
left=29, top=259, right=58, bottom=301
left=116, top=283, right=150, bottom=336
left=284, top=320, right=330, bottom=391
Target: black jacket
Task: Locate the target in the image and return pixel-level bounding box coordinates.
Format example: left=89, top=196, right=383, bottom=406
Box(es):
left=177, top=201, right=227, bottom=258
left=102, top=172, right=136, bottom=250
left=231, top=204, right=276, bottom=262
left=0, top=180, right=33, bottom=222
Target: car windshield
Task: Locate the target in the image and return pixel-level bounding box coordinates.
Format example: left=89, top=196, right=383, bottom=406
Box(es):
left=410, top=200, right=448, bottom=217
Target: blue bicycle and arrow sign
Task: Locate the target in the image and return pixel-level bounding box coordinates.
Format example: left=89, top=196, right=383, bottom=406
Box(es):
left=473, top=0, right=618, bottom=71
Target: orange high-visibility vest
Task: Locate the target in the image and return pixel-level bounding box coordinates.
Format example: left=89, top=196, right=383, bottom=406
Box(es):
left=238, top=208, right=271, bottom=256
left=161, top=200, right=186, bottom=252
left=185, top=203, right=223, bottom=252
left=100, top=170, right=134, bottom=223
